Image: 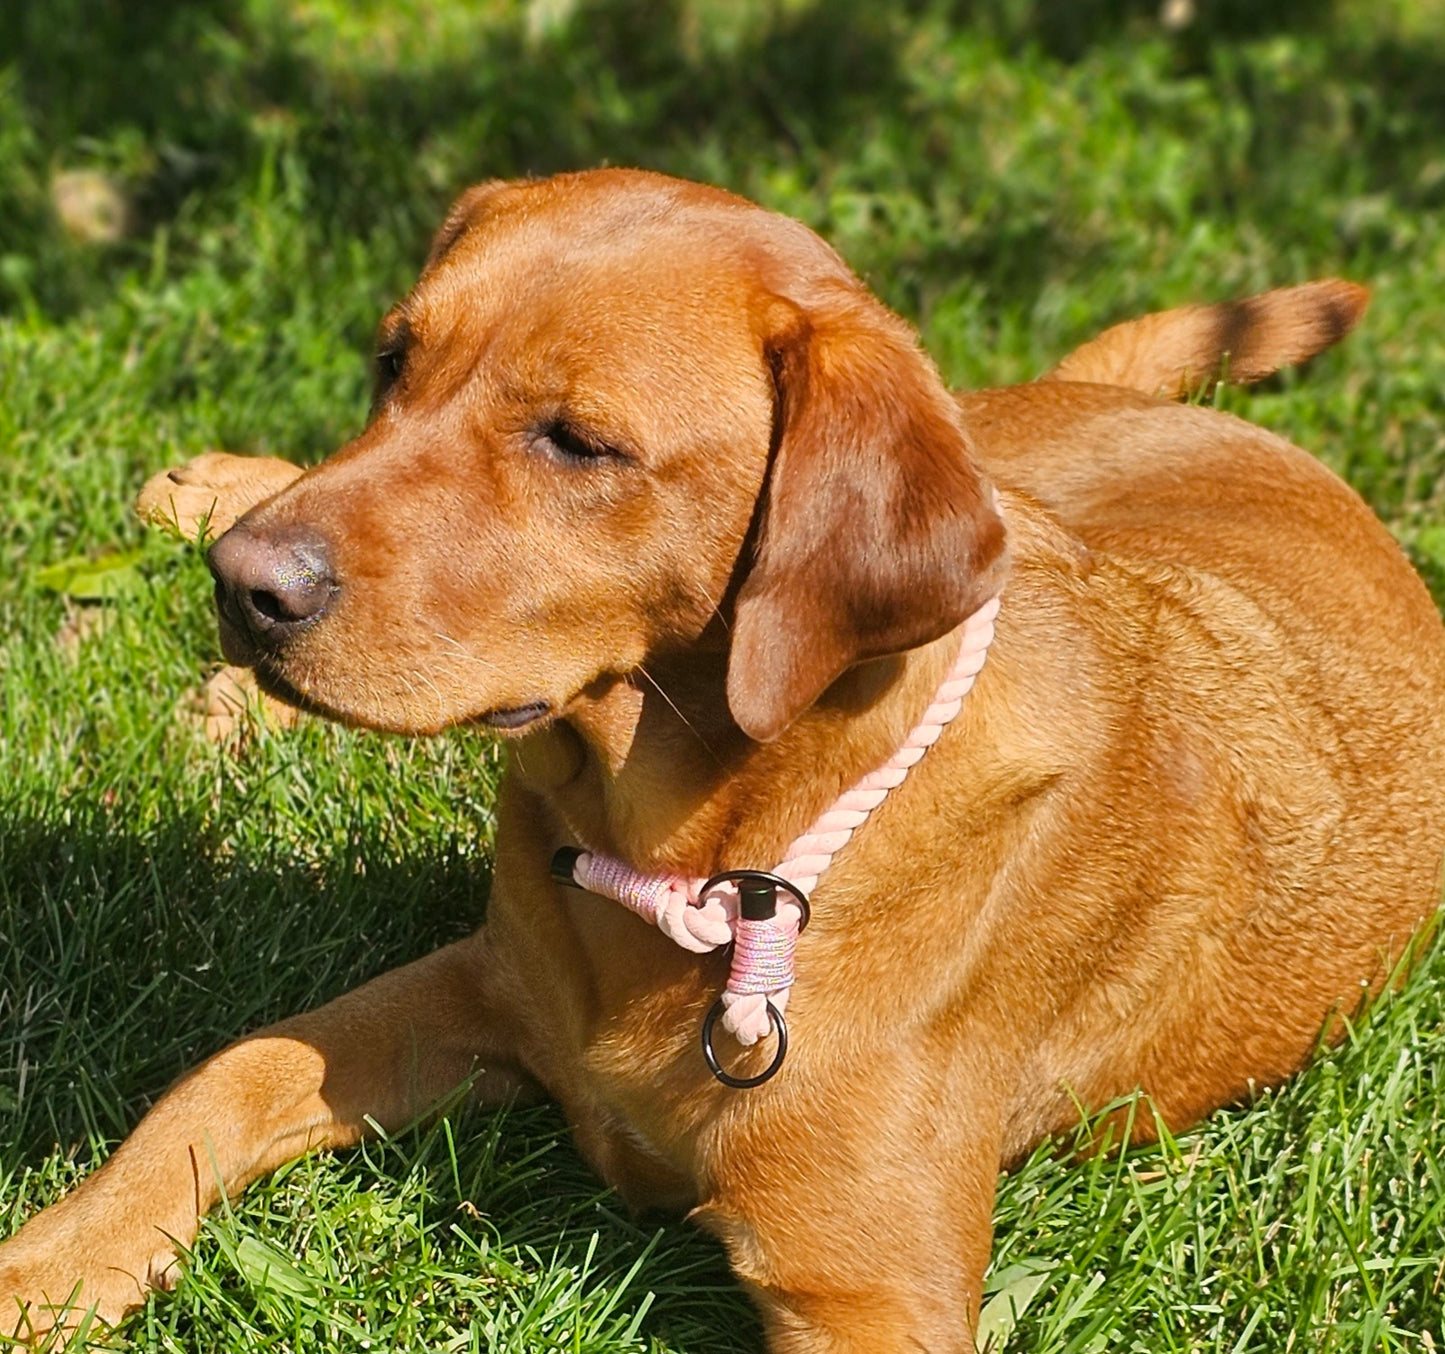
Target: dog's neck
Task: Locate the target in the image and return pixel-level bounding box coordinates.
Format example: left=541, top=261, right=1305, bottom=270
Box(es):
left=511, top=628, right=964, bottom=877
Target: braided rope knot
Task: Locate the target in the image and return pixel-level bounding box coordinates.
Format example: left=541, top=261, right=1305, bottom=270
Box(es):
left=561, top=594, right=999, bottom=1049
left=573, top=851, right=733, bottom=952
left=716, top=913, right=802, bottom=1045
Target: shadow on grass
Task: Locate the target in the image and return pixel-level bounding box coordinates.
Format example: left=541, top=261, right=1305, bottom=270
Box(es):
left=0, top=800, right=490, bottom=1156
left=350, top=1097, right=761, bottom=1354
left=0, top=798, right=758, bottom=1350
left=8, top=0, right=1443, bottom=316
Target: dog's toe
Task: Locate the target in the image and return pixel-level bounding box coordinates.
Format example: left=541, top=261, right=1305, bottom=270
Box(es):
left=183, top=665, right=302, bottom=746
left=135, top=452, right=304, bottom=541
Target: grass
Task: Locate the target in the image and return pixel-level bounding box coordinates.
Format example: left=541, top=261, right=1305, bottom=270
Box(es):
left=2, top=0, right=1444, bottom=1349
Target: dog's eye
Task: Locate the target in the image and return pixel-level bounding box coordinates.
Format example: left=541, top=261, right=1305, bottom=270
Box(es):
left=534, top=418, right=626, bottom=466
left=375, top=347, right=405, bottom=388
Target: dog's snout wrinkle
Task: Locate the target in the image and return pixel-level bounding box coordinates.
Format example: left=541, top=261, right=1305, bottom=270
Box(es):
left=208, top=524, right=337, bottom=648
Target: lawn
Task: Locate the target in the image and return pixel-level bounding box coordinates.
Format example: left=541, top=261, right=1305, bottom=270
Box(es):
left=2, top=1, right=1443, bottom=1349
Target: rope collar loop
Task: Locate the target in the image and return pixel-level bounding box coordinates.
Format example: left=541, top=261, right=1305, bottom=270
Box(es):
left=551, top=593, right=1000, bottom=1086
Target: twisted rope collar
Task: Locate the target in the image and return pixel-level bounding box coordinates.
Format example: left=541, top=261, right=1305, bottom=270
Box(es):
left=555, top=594, right=1001, bottom=1053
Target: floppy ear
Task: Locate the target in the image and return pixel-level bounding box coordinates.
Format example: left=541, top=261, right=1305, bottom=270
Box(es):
left=726, top=290, right=1008, bottom=743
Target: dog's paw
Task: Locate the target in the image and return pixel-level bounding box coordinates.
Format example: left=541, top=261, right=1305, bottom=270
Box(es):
left=0, top=1235, right=170, bottom=1347
left=135, top=451, right=304, bottom=542
left=0, top=1267, right=113, bottom=1348
left=186, top=664, right=303, bottom=746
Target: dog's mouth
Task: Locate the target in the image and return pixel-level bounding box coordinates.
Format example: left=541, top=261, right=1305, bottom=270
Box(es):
left=246, top=661, right=334, bottom=722
left=219, top=602, right=558, bottom=735
left=474, top=701, right=554, bottom=732
left=216, top=604, right=261, bottom=668
left=248, top=655, right=555, bottom=736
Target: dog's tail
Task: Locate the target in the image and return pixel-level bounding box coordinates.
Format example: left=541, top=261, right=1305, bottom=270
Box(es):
left=1042, top=279, right=1370, bottom=399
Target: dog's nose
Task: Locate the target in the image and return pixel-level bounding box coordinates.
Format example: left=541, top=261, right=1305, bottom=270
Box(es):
left=208, top=524, right=337, bottom=647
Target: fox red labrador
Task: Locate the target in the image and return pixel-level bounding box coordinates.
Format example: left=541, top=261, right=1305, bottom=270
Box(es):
left=7, top=169, right=1445, bottom=1351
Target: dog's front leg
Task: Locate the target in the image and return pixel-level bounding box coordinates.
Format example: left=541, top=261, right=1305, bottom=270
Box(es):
left=0, top=930, right=528, bottom=1341
left=698, top=1106, right=1002, bottom=1354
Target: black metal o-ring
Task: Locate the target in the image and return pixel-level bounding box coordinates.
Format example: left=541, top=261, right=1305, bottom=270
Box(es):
left=701, top=997, right=788, bottom=1088
left=697, top=869, right=811, bottom=930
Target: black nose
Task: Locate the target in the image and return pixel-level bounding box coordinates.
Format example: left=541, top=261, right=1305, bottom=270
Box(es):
left=208, top=524, right=337, bottom=650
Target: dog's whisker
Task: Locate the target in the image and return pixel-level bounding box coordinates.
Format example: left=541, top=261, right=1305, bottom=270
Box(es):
left=634, top=663, right=727, bottom=772
left=691, top=578, right=732, bottom=636
left=430, top=631, right=501, bottom=670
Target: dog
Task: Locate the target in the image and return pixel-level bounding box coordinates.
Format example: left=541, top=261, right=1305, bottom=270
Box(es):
left=7, top=169, right=1445, bottom=1352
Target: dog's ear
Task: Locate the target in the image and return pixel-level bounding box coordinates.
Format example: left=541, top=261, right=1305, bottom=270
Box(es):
left=727, top=290, right=1008, bottom=743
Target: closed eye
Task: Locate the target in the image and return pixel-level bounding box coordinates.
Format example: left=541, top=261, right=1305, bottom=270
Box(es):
left=532, top=417, right=630, bottom=466
left=369, top=346, right=408, bottom=417
left=370, top=309, right=412, bottom=411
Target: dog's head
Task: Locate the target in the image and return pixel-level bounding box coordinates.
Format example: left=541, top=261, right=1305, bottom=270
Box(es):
left=209, top=170, right=1007, bottom=742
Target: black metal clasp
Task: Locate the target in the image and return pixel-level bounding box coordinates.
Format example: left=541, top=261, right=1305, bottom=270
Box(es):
left=697, top=868, right=811, bottom=930
left=550, top=846, right=585, bottom=887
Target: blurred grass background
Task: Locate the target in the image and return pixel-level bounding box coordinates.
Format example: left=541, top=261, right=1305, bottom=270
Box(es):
left=1, top=1, right=1443, bottom=1349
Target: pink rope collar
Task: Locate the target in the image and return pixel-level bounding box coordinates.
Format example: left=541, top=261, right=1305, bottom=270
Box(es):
left=557, top=596, right=1001, bottom=1048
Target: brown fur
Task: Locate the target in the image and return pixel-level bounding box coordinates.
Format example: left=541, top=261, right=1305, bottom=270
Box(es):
left=1043, top=277, right=1371, bottom=397
left=7, top=170, right=1444, bottom=1352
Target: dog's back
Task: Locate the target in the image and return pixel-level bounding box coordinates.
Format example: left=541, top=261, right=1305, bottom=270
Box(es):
left=950, top=285, right=1445, bottom=1150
